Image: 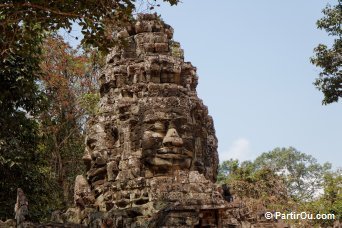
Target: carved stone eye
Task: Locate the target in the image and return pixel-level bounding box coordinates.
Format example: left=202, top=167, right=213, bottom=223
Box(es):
left=153, top=121, right=165, bottom=132
left=86, top=138, right=97, bottom=150
left=110, top=126, right=119, bottom=142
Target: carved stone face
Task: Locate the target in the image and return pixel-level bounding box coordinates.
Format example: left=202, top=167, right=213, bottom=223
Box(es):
left=70, top=15, right=225, bottom=227
left=84, top=84, right=218, bottom=184
left=132, top=93, right=218, bottom=179
left=83, top=119, right=122, bottom=187
left=141, top=110, right=194, bottom=173
left=83, top=123, right=110, bottom=168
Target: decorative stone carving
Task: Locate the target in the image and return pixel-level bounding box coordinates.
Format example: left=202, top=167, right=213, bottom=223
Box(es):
left=74, top=175, right=95, bottom=209
left=15, top=188, right=28, bottom=227
left=63, top=13, right=274, bottom=228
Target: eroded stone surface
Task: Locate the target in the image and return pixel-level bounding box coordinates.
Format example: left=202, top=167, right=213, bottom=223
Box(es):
left=15, top=188, right=28, bottom=227
left=62, top=14, right=265, bottom=228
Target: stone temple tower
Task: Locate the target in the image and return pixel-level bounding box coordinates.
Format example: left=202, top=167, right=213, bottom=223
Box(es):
left=64, top=14, right=248, bottom=227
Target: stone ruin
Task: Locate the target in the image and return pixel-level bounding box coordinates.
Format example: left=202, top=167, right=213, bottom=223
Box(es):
left=1, top=13, right=339, bottom=228
left=0, top=13, right=290, bottom=228
left=58, top=14, right=279, bottom=228
left=14, top=188, right=29, bottom=228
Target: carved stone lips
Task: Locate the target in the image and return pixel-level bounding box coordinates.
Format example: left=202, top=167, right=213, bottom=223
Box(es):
left=157, top=147, right=182, bottom=154
left=156, top=147, right=192, bottom=158
left=150, top=155, right=192, bottom=168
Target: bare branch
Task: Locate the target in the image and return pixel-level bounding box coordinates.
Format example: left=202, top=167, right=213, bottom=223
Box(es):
left=0, top=2, right=80, bottom=18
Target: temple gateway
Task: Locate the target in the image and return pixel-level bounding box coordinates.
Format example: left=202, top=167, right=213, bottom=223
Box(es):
left=59, top=14, right=278, bottom=228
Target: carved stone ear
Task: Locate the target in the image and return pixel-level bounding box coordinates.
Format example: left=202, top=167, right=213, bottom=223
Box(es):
left=104, top=123, right=119, bottom=143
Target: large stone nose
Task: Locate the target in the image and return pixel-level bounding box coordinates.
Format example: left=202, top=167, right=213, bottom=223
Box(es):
left=162, top=128, right=183, bottom=147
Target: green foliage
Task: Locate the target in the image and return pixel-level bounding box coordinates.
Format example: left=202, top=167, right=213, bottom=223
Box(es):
left=0, top=3, right=180, bottom=225
left=254, top=147, right=332, bottom=201
left=321, top=170, right=342, bottom=219
left=0, top=19, right=45, bottom=115
left=311, top=1, right=342, bottom=104
left=218, top=159, right=289, bottom=212
left=0, top=17, right=58, bottom=221
left=0, top=0, right=179, bottom=222
left=0, top=0, right=180, bottom=54
left=38, top=35, right=102, bottom=207
left=218, top=147, right=339, bottom=226
left=319, top=170, right=342, bottom=220
left=217, top=159, right=240, bottom=182
left=0, top=111, right=61, bottom=221
left=300, top=169, right=342, bottom=226
left=79, top=93, right=101, bottom=115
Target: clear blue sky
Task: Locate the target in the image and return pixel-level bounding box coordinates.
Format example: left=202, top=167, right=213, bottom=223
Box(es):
left=150, top=0, right=341, bottom=168
left=63, top=0, right=341, bottom=168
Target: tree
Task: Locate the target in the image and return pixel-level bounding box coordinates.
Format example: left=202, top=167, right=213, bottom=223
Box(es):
left=0, top=0, right=179, bottom=221
left=311, top=1, right=342, bottom=104
left=218, top=159, right=290, bottom=215
left=0, top=0, right=179, bottom=54
left=39, top=34, right=102, bottom=206
left=0, top=20, right=55, bottom=220
left=254, top=147, right=332, bottom=201
left=217, top=159, right=240, bottom=183
left=303, top=169, right=342, bottom=226
left=1, top=0, right=180, bottom=136
left=318, top=169, right=342, bottom=218
left=218, top=148, right=337, bottom=226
